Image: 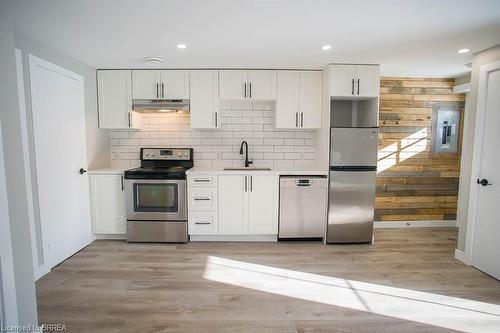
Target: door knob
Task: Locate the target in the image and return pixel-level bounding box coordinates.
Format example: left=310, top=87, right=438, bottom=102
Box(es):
left=477, top=178, right=491, bottom=186
left=79, top=168, right=87, bottom=175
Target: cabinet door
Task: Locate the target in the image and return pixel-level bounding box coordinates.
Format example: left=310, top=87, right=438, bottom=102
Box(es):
left=330, top=65, right=356, bottom=97
left=248, top=175, right=278, bottom=234
left=248, top=70, right=276, bottom=99
left=132, top=70, right=161, bottom=99
left=161, top=70, right=190, bottom=99
left=275, top=71, right=300, bottom=129
left=90, top=174, right=126, bottom=234
left=300, top=71, right=322, bottom=129
left=190, top=70, right=219, bottom=129
left=355, top=65, right=380, bottom=97
left=219, top=70, right=247, bottom=99
left=97, top=70, right=132, bottom=129
left=218, top=175, right=248, bottom=234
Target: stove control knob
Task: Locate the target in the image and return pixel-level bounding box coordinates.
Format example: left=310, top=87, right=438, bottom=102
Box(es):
left=177, top=152, right=183, bottom=157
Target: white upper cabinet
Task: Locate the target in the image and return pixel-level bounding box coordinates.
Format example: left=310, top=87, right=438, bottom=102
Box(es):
left=97, top=70, right=140, bottom=129
left=219, top=70, right=276, bottom=100
left=247, top=175, right=278, bottom=234
left=247, top=70, right=276, bottom=99
left=299, top=71, right=322, bottom=128
left=330, top=65, right=356, bottom=97
left=132, top=70, right=189, bottom=99
left=132, top=70, right=161, bottom=99
left=276, top=71, right=321, bottom=129
left=161, top=70, right=190, bottom=99
left=330, top=64, right=380, bottom=98
left=219, top=70, right=247, bottom=99
left=276, top=71, right=300, bottom=129
left=355, top=65, right=380, bottom=97
left=190, top=70, right=219, bottom=129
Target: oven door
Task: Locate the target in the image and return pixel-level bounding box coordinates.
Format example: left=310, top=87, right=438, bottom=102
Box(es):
left=125, top=179, right=186, bottom=221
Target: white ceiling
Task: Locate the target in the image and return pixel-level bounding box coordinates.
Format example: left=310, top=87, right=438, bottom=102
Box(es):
left=8, top=0, right=500, bottom=77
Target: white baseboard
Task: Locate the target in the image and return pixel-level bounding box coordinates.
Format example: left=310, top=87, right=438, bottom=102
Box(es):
left=94, top=234, right=126, bottom=240
left=190, top=234, right=277, bottom=242
left=374, top=220, right=457, bottom=228
left=454, top=249, right=470, bottom=265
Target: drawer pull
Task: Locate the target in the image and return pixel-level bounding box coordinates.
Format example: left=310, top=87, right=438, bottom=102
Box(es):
left=194, top=198, right=211, bottom=201
left=195, top=222, right=211, bottom=225
left=194, top=179, right=211, bottom=182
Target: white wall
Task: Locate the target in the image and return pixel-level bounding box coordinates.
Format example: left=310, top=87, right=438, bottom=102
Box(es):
left=457, top=44, right=500, bottom=251
left=0, top=118, right=18, bottom=327
left=0, top=2, right=38, bottom=324
left=111, top=101, right=317, bottom=169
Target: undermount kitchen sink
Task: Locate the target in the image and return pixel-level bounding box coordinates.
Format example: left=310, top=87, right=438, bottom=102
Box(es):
left=223, top=167, right=272, bottom=171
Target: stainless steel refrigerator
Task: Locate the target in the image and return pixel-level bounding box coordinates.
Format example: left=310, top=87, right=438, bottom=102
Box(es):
left=327, top=127, right=378, bottom=243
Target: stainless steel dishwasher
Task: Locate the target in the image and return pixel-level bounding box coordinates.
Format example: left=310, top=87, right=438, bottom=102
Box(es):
left=279, top=176, right=328, bottom=240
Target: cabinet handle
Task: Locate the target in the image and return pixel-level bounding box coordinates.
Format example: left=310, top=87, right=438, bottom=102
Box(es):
left=128, top=112, right=131, bottom=127
left=357, top=79, right=360, bottom=95
left=244, top=176, right=247, bottom=192
left=351, top=79, right=354, bottom=95
left=215, top=111, right=218, bottom=128
left=301, top=112, right=304, bottom=127
left=194, top=198, right=211, bottom=201
left=162, top=82, right=165, bottom=98
left=156, top=83, right=159, bottom=98
left=195, top=222, right=211, bottom=225
left=295, top=112, right=298, bottom=127
left=250, top=175, right=253, bottom=192
left=249, top=82, right=252, bottom=98
left=244, top=83, right=247, bottom=98
left=121, top=175, right=125, bottom=191
left=194, top=179, right=210, bottom=183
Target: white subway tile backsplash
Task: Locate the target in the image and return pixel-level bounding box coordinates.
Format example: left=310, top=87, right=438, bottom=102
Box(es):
left=109, top=101, right=317, bottom=168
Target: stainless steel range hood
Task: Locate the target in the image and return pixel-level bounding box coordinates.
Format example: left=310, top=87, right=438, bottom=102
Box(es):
left=132, top=99, right=190, bottom=113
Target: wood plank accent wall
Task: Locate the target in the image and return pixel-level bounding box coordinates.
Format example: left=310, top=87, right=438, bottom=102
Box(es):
left=375, top=77, right=465, bottom=222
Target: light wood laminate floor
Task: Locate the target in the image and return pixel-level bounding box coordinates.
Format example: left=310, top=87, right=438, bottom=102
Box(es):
left=36, top=228, right=500, bottom=333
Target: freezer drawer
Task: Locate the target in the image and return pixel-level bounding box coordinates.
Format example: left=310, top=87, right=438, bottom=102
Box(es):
left=327, top=170, right=376, bottom=243
left=279, top=176, right=328, bottom=239
left=330, top=127, right=378, bottom=167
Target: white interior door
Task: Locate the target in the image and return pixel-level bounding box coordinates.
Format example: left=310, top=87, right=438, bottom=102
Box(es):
left=470, top=61, right=500, bottom=279
left=29, top=54, right=93, bottom=270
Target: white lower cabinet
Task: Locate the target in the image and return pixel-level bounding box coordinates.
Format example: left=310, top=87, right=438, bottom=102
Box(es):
left=90, top=174, right=126, bottom=234
left=218, top=175, right=248, bottom=234
left=247, top=175, right=278, bottom=234
left=187, top=172, right=278, bottom=239
left=187, top=174, right=219, bottom=236
left=218, top=174, right=278, bottom=235
left=188, top=211, right=218, bottom=235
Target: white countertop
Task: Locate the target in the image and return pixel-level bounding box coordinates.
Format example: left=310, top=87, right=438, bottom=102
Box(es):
left=186, top=167, right=328, bottom=176
left=88, top=168, right=129, bottom=175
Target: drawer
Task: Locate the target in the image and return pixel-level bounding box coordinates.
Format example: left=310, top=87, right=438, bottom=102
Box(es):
left=188, top=211, right=218, bottom=235
left=189, top=187, right=217, bottom=211
left=188, top=174, right=217, bottom=187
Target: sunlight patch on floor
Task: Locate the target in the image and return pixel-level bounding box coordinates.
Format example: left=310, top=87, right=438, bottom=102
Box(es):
left=203, top=256, right=500, bottom=333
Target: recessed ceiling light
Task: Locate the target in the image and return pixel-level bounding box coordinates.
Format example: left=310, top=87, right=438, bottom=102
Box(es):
left=457, top=48, right=470, bottom=54
left=176, top=44, right=187, bottom=49
left=144, top=57, right=163, bottom=65
left=321, top=45, right=332, bottom=51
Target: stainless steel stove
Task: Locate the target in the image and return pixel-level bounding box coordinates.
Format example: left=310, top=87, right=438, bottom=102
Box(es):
left=123, top=148, right=193, bottom=242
